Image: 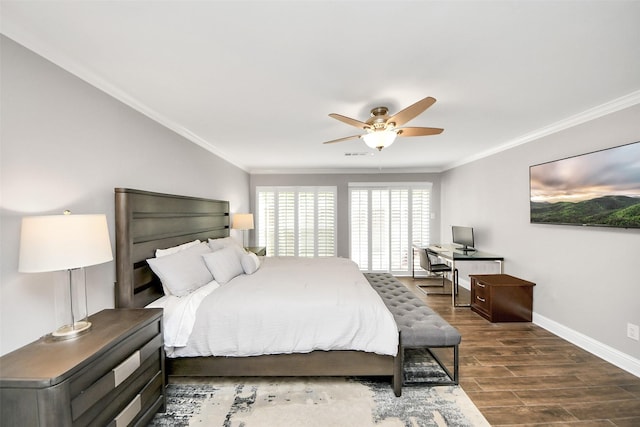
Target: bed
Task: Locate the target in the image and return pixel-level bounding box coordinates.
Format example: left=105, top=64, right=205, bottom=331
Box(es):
left=114, top=188, right=403, bottom=396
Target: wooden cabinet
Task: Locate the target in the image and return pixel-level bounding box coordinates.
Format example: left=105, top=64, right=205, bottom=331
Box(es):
left=470, top=274, right=535, bottom=322
left=246, top=246, right=266, bottom=256
left=0, top=309, right=164, bottom=426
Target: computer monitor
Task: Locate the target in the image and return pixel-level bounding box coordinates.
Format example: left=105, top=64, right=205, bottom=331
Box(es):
left=452, top=226, right=474, bottom=251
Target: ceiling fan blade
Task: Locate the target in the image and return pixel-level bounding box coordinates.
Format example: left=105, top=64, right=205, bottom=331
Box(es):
left=387, top=96, right=437, bottom=127
left=396, top=127, right=444, bottom=137
left=322, top=135, right=362, bottom=144
left=329, top=113, right=370, bottom=130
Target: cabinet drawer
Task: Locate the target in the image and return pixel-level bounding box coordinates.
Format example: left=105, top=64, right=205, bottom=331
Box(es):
left=105, top=370, right=164, bottom=427
left=71, top=333, right=161, bottom=422
left=133, top=393, right=165, bottom=427
left=74, top=348, right=162, bottom=426
left=70, top=320, right=161, bottom=399
left=472, top=280, right=490, bottom=314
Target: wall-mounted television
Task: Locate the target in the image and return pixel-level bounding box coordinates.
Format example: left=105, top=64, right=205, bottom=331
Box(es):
left=529, top=141, right=640, bottom=229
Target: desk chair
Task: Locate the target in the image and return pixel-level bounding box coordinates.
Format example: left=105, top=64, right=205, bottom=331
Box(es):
left=418, top=248, right=458, bottom=295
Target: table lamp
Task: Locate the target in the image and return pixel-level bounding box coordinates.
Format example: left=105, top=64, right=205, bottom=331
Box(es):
left=232, top=213, right=254, bottom=247
left=18, top=211, right=113, bottom=339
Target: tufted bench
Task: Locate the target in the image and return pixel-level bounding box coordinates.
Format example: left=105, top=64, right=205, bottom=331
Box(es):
left=365, top=273, right=461, bottom=385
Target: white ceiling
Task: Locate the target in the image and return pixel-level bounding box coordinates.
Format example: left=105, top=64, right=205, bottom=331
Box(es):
left=2, top=1, right=640, bottom=173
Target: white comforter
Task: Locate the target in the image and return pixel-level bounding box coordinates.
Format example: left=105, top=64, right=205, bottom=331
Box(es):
left=158, top=256, right=399, bottom=358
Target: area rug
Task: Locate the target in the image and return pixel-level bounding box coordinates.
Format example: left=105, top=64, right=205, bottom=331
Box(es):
left=149, top=349, right=489, bottom=427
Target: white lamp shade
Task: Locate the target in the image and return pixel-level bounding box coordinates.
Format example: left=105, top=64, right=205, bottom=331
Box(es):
left=362, top=130, right=398, bottom=150
left=232, top=213, right=254, bottom=230
left=19, top=214, right=113, bottom=273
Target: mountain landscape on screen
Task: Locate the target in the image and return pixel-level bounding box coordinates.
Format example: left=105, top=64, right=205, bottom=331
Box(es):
left=531, top=195, right=640, bottom=228
left=530, top=142, right=640, bottom=229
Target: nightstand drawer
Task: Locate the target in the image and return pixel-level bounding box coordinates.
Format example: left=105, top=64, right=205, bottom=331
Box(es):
left=84, top=358, right=163, bottom=427
left=70, top=320, right=160, bottom=398
left=111, top=371, right=163, bottom=427
left=71, top=333, right=162, bottom=423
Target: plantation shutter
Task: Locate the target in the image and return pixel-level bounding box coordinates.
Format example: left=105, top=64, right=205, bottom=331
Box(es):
left=411, top=188, right=431, bottom=271
left=317, top=189, right=336, bottom=257
left=297, top=191, right=315, bottom=257
left=256, top=186, right=336, bottom=257
left=390, top=189, right=409, bottom=271
left=257, top=190, right=275, bottom=255
left=350, top=189, right=369, bottom=270
left=277, top=191, right=295, bottom=256
left=349, top=183, right=431, bottom=274
left=370, top=189, right=389, bottom=271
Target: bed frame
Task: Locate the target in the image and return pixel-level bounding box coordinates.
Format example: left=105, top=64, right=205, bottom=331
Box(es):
left=114, top=188, right=403, bottom=396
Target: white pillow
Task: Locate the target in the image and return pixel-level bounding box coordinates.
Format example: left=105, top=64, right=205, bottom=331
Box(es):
left=208, top=236, right=244, bottom=252
left=155, top=239, right=201, bottom=258
left=202, top=246, right=245, bottom=284
left=147, top=242, right=213, bottom=296
left=241, top=252, right=261, bottom=275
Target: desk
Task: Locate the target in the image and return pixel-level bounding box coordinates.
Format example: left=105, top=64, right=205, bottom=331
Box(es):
left=413, top=244, right=504, bottom=307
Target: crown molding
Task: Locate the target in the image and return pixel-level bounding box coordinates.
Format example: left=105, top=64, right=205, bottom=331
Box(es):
left=0, top=30, right=250, bottom=172
left=443, top=90, right=640, bottom=171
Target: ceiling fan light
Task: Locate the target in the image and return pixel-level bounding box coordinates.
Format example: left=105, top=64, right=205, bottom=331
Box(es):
left=362, top=130, right=397, bottom=151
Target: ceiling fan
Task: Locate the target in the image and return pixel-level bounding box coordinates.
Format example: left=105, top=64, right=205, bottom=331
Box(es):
left=323, top=96, right=443, bottom=151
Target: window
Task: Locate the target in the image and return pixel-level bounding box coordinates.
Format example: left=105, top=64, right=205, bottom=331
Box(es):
left=256, top=186, right=337, bottom=257
left=349, top=183, right=431, bottom=274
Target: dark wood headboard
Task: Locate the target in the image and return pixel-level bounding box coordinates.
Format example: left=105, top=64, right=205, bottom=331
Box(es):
left=115, top=188, right=230, bottom=308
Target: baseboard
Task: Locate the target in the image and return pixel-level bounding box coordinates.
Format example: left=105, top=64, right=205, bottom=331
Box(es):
left=533, top=313, right=640, bottom=378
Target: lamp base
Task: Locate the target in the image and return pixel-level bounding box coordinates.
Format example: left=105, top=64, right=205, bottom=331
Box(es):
left=52, top=320, right=92, bottom=340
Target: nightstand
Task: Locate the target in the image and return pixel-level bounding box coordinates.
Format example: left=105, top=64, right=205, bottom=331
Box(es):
left=0, top=308, right=165, bottom=426
left=245, top=246, right=266, bottom=256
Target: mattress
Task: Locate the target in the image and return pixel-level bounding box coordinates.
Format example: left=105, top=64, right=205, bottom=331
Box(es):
left=160, top=256, right=399, bottom=358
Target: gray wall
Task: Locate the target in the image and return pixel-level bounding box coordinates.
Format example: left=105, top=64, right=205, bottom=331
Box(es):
left=249, top=173, right=442, bottom=257
left=441, top=104, right=640, bottom=371
left=0, top=36, right=250, bottom=355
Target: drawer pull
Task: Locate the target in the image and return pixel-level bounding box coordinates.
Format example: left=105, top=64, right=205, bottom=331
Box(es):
left=476, top=296, right=486, bottom=303
left=115, top=394, right=141, bottom=427
left=114, top=350, right=140, bottom=388
left=476, top=283, right=485, bottom=288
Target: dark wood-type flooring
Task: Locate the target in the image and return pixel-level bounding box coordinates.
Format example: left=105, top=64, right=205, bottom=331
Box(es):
left=397, top=276, right=640, bottom=426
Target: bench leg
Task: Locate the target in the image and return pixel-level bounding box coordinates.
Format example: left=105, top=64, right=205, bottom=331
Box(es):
left=392, top=334, right=403, bottom=396
left=453, top=345, right=459, bottom=384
